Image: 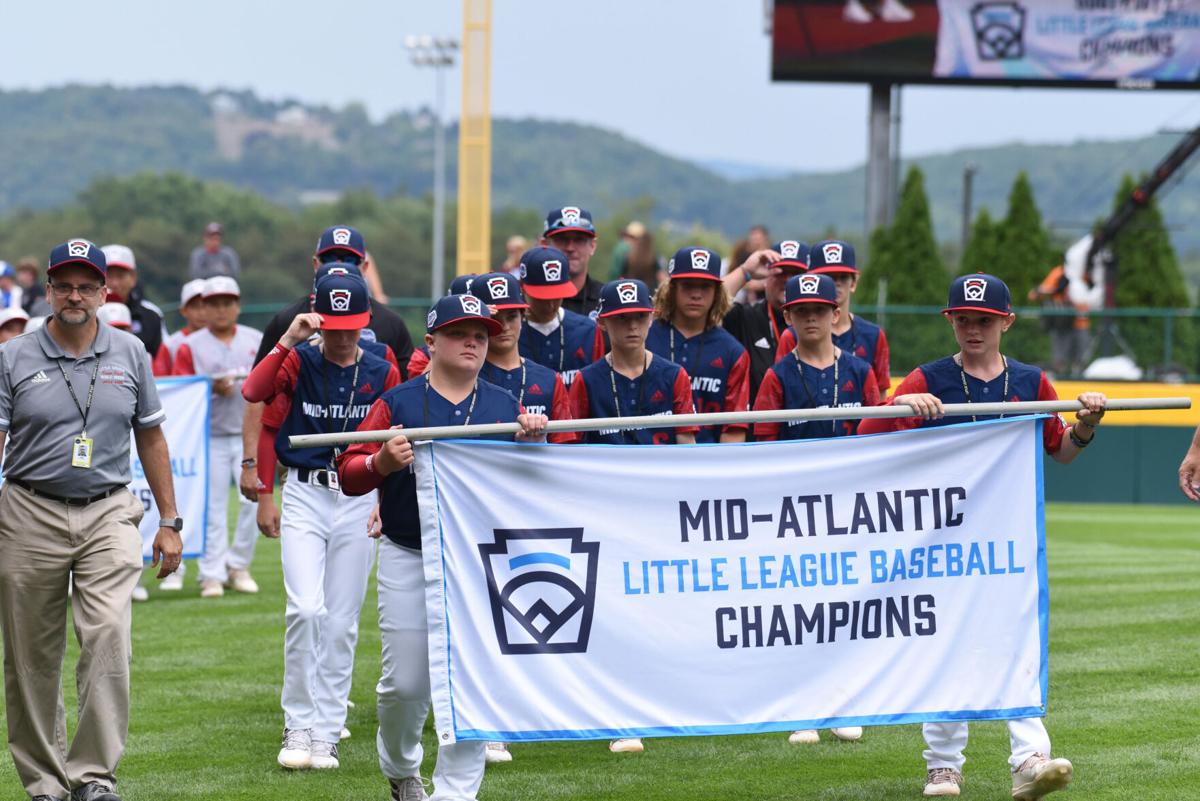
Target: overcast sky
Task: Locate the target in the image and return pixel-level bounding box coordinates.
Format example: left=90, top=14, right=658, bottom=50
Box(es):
left=5, top=1, right=1200, bottom=172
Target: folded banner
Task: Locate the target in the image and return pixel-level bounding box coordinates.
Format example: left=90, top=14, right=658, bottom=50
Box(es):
left=129, top=376, right=210, bottom=560
left=417, top=417, right=1048, bottom=743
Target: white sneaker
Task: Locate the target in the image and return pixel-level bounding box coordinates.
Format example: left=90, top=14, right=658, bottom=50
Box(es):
left=132, top=584, right=149, bottom=602
left=310, top=740, right=339, bottom=770
left=831, top=726, right=863, bottom=741
left=788, top=729, right=820, bottom=744
left=200, top=579, right=224, bottom=598
left=347, top=699, right=356, bottom=709
left=226, top=568, right=259, bottom=594
left=880, top=0, right=915, bottom=22
left=389, top=776, right=430, bottom=801
left=844, top=0, right=873, bottom=23
left=160, top=569, right=184, bottom=591
left=1012, top=753, right=1072, bottom=800
left=609, top=738, right=644, bottom=753
left=484, top=742, right=512, bottom=764
left=340, top=726, right=351, bottom=740
left=277, top=727, right=312, bottom=769
left=924, top=767, right=963, bottom=797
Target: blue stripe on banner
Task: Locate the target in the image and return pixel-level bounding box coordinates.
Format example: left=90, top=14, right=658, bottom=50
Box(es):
left=509, top=552, right=571, bottom=570
left=430, top=445, right=463, bottom=740
left=454, top=705, right=1048, bottom=742
left=1035, top=420, right=1050, bottom=710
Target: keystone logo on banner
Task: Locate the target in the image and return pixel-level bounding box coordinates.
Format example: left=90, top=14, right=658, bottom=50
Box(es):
left=479, top=528, right=599, bottom=655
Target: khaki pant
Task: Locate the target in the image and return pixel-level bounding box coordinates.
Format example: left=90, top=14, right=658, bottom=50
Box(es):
left=0, top=482, right=143, bottom=798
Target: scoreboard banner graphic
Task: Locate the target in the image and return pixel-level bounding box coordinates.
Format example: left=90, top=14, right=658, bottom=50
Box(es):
left=416, top=418, right=1050, bottom=743
left=773, top=0, right=1200, bottom=89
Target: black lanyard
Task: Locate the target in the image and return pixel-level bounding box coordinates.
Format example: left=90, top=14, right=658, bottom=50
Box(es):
left=958, top=355, right=1009, bottom=423
left=793, top=350, right=839, bottom=436
left=57, top=358, right=101, bottom=437
left=482, top=359, right=527, bottom=407
left=423, top=374, right=478, bottom=427
left=833, top=314, right=859, bottom=360
left=608, top=352, right=649, bottom=444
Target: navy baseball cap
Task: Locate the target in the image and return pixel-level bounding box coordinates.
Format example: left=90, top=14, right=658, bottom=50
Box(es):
left=314, top=272, right=371, bottom=330
left=667, top=246, right=722, bottom=282
left=314, top=260, right=365, bottom=287
left=944, top=273, right=1012, bottom=316
left=783, top=273, right=838, bottom=309
left=772, top=240, right=810, bottom=271
left=543, top=206, right=596, bottom=238
left=472, top=272, right=528, bottom=310
left=315, top=225, right=366, bottom=260
left=448, top=274, right=477, bottom=296
left=49, top=238, right=106, bottom=278
left=426, top=293, right=503, bottom=335
left=597, top=278, right=653, bottom=318
left=519, top=247, right=575, bottom=300
left=809, top=240, right=857, bottom=275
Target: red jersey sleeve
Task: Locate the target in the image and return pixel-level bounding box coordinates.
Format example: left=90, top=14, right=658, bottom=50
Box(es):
left=152, top=343, right=172, bottom=377
left=172, top=343, right=196, bottom=376
left=856, top=368, right=927, bottom=435
left=548, top=374, right=578, bottom=444
left=384, top=349, right=399, bottom=370
left=407, top=348, right=429, bottom=380
left=384, top=364, right=403, bottom=391
left=672, top=368, right=700, bottom=435
left=774, top=326, right=796, bottom=364
left=873, top=327, right=892, bottom=393
left=256, top=423, right=280, bottom=494
left=751, top=368, right=784, bottom=441
left=567, top=373, right=591, bottom=422
left=592, top=325, right=606, bottom=361
left=722, top=350, right=751, bottom=433
left=336, top=398, right=393, bottom=495
left=242, top=344, right=299, bottom=403
left=1037, top=371, right=1066, bottom=455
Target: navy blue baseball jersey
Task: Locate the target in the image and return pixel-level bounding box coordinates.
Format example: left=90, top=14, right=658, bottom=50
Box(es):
left=338, top=378, right=524, bottom=549
left=519, top=308, right=601, bottom=387
left=568, top=354, right=699, bottom=445
left=480, top=358, right=576, bottom=443
left=753, top=350, right=880, bottom=440
left=646, top=320, right=751, bottom=443
left=776, top=314, right=891, bottom=393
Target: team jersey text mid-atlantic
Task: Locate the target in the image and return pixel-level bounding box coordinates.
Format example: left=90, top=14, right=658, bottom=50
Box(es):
left=568, top=354, right=699, bottom=445
left=753, top=350, right=880, bottom=441
left=646, top=320, right=750, bottom=443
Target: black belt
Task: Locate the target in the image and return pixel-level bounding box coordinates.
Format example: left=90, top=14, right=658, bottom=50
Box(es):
left=297, top=468, right=337, bottom=488
left=9, top=478, right=123, bottom=507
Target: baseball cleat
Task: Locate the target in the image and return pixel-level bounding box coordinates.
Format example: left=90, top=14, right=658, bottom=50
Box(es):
left=924, top=767, right=962, bottom=796
left=309, top=740, right=339, bottom=769
left=1011, top=753, right=1072, bottom=800
left=277, top=727, right=312, bottom=769
left=131, top=584, right=149, bottom=602
left=159, top=569, right=184, bottom=591
left=831, top=726, right=863, bottom=741
left=389, top=776, right=430, bottom=801
left=340, top=726, right=351, bottom=739
left=788, top=729, right=820, bottom=744
left=484, top=741, right=512, bottom=763
left=200, top=579, right=224, bottom=598
left=609, top=738, right=644, bottom=753
left=226, top=568, right=259, bottom=594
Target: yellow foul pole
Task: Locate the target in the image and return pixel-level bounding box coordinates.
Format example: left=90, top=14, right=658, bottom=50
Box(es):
left=457, top=0, right=492, bottom=274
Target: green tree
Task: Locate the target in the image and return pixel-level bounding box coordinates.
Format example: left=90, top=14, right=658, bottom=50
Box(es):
left=990, top=173, right=1054, bottom=364
left=859, top=166, right=949, bottom=376
left=1108, top=174, right=1197, bottom=374
left=960, top=208, right=1001, bottom=275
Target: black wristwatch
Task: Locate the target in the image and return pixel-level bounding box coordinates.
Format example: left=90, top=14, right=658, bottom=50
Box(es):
left=159, top=517, right=184, bottom=532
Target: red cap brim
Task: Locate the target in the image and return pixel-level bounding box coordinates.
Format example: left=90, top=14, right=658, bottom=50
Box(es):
left=490, top=302, right=529, bottom=310
left=320, top=310, right=372, bottom=330
left=809, top=266, right=858, bottom=275
left=668, top=272, right=722, bottom=282
left=48, top=260, right=105, bottom=278
left=317, top=245, right=367, bottom=259
left=522, top=282, right=577, bottom=300
left=773, top=260, right=809, bottom=271
left=598, top=306, right=653, bottom=318
left=544, top=227, right=596, bottom=238
left=782, top=298, right=838, bottom=309
left=941, top=305, right=1011, bottom=317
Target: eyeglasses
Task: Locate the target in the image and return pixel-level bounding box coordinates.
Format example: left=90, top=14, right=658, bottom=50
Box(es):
left=49, top=282, right=104, bottom=298
left=319, top=252, right=363, bottom=266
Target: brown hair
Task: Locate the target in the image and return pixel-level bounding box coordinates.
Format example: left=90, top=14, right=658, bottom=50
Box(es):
left=652, top=277, right=730, bottom=331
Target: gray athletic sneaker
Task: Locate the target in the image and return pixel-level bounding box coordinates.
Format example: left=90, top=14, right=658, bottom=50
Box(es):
left=277, top=727, right=312, bottom=769
left=309, top=740, right=339, bottom=769
left=389, top=776, right=430, bottom=801
left=923, top=767, right=962, bottom=797
left=1011, top=753, right=1072, bottom=800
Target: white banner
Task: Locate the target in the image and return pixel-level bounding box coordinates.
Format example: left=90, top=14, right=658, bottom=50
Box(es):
left=416, top=418, right=1049, bottom=743
left=130, top=376, right=210, bottom=560
left=935, top=0, right=1200, bottom=83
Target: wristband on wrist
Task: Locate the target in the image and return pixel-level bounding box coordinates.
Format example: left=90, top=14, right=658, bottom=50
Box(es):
left=742, top=266, right=751, bottom=283
left=241, top=458, right=256, bottom=468
left=1069, top=425, right=1094, bottom=448
left=365, top=454, right=375, bottom=474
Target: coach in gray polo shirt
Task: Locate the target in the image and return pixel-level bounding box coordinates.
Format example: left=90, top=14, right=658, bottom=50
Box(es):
left=0, top=239, right=183, bottom=801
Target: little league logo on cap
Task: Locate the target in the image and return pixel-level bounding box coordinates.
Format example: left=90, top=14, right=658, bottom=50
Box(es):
left=771, top=240, right=810, bottom=270
left=667, top=246, right=721, bottom=280
left=780, top=240, right=803, bottom=260
left=809, top=239, right=857, bottom=274
left=561, top=206, right=582, bottom=225
left=944, top=273, right=1012, bottom=316
left=690, top=249, right=710, bottom=271
left=487, top=275, right=509, bottom=299
left=426, top=293, right=503, bottom=335
left=50, top=238, right=106, bottom=276
left=460, top=294, right=483, bottom=315
left=314, top=273, right=371, bottom=329
left=783, top=272, right=838, bottom=308
left=332, top=228, right=352, bottom=246
left=68, top=239, right=91, bottom=258
left=543, top=206, right=595, bottom=237
left=519, top=247, right=576, bottom=300
left=316, top=224, right=366, bottom=258
left=598, top=278, right=652, bottom=317
left=329, top=289, right=352, bottom=312
left=475, top=272, right=528, bottom=309
left=799, top=274, right=821, bottom=294
left=616, top=281, right=639, bottom=303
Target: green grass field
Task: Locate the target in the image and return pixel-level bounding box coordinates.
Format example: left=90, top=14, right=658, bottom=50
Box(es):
left=2, top=502, right=1198, bottom=800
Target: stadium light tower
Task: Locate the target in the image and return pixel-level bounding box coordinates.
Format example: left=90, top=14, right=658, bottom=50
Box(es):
left=406, top=34, right=459, bottom=300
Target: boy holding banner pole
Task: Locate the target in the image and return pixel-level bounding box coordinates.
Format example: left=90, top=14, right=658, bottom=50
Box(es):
left=335, top=296, right=547, bottom=801
left=242, top=271, right=401, bottom=771
left=858, top=273, right=1106, bottom=799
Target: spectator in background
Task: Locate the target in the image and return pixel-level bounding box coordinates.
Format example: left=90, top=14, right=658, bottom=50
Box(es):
left=190, top=221, right=242, bottom=279
left=101, top=244, right=171, bottom=375
left=15, top=259, right=50, bottom=317
left=500, top=235, right=528, bottom=275
left=0, top=307, right=28, bottom=344
left=1028, top=264, right=1090, bottom=376
left=729, top=224, right=771, bottom=304
left=620, top=226, right=666, bottom=289
left=0, top=263, right=21, bottom=311
left=609, top=221, right=645, bottom=281
left=163, top=279, right=209, bottom=372
left=542, top=206, right=603, bottom=318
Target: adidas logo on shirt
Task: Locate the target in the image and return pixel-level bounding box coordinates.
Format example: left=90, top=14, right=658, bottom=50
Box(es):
left=650, top=390, right=666, bottom=403
left=527, top=383, right=544, bottom=394
left=31, top=370, right=51, bottom=384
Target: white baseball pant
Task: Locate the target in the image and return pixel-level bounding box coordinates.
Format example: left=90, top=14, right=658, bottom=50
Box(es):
left=199, top=434, right=258, bottom=584
left=376, top=538, right=484, bottom=800
left=279, top=469, right=376, bottom=743
left=923, top=718, right=1052, bottom=772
